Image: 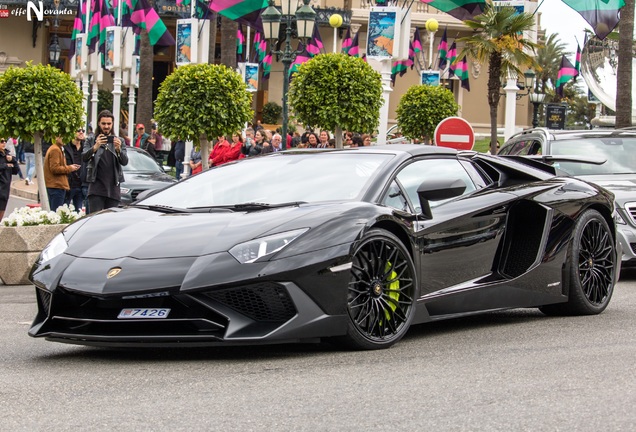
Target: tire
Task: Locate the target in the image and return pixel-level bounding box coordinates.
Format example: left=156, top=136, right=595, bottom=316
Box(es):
left=336, top=228, right=417, bottom=350
left=540, top=209, right=616, bottom=316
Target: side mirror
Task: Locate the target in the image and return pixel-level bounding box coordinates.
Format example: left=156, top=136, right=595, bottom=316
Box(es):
left=417, top=179, right=466, bottom=219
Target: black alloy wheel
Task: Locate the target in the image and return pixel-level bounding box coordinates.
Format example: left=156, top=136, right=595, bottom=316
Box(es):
left=540, top=209, right=615, bottom=316
left=340, top=228, right=417, bottom=350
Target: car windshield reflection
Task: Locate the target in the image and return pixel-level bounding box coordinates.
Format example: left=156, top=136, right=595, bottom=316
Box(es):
left=551, top=137, right=636, bottom=175
left=138, top=152, right=393, bottom=207
left=124, top=150, right=164, bottom=173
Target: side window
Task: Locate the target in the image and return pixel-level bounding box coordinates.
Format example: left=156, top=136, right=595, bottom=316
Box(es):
left=383, top=181, right=410, bottom=212
left=394, top=158, right=477, bottom=214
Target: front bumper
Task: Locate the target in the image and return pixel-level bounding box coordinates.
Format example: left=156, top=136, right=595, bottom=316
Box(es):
left=29, top=281, right=348, bottom=347
left=617, top=225, right=636, bottom=267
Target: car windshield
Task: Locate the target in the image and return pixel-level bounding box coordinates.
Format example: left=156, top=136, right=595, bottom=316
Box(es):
left=139, top=152, right=392, bottom=207
left=124, top=150, right=163, bottom=173
left=550, top=137, right=636, bottom=175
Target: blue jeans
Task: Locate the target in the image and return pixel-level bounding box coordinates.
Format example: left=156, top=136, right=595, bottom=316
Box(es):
left=25, top=153, right=35, bottom=181
left=47, top=188, right=66, bottom=212
left=65, top=187, right=85, bottom=212
left=175, top=160, right=184, bottom=180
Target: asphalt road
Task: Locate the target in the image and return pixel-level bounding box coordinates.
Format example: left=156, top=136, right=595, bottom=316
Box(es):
left=2, top=271, right=636, bottom=431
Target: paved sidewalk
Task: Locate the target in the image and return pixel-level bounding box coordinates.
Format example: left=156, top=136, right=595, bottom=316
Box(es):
left=10, top=177, right=38, bottom=201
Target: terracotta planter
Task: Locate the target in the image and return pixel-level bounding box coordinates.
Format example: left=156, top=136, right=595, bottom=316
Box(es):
left=0, top=224, right=67, bottom=286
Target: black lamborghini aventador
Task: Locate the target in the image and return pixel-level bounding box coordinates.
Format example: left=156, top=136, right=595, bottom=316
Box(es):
left=29, top=145, right=620, bottom=350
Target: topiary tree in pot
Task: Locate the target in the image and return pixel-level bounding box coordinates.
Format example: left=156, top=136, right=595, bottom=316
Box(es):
left=396, top=84, right=459, bottom=143
left=289, top=53, right=383, bottom=148
left=0, top=63, right=84, bottom=211
left=154, top=63, right=253, bottom=172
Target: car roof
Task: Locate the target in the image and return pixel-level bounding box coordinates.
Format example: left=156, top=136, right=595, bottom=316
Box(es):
left=286, top=144, right=459, bottom=157
left=509, top=127, right=636, bottom=141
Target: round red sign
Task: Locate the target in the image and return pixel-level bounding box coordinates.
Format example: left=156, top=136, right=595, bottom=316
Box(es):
left=434, top=117, right=475, bottom=151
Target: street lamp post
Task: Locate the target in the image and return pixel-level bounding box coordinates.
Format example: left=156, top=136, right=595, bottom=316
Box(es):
left=261, top=0, right=316, bottom=150
left=529, top=91, right=546, bottom=128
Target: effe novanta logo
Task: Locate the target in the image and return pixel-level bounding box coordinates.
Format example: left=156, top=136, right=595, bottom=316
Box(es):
left=1, top=1, right=74, bottom=21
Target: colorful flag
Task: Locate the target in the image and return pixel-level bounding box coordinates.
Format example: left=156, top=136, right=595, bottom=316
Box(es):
left=69, top=0, right=87, bottom=59
left=556, top=55, right=577, bottom=97
left=237, top=24, right=245, bottom=62
left=420, top=0, right=486, bottom=22
left=348, top=32, right=360, bottom=57
left=341, top=28, right=353, bottom=55
left=412, top=28, right=423, bottom=55
left=447, top=41, right=457, bottom=75
left=122, top=0, right=175, bottom=46
left=204, top=0, right=268, bottom=30
left=438, top=27, right=448, bottom=69
left=453, top=56, right=470, bottom=91
left=87, top=0, right=115, bottom=55
left=408, top=40, right=416, bottom=70
left=390, top=60, right=409, bottom=84
left=289, top=43, right=310, bottom=78
left=574, top=43, right=581, bottom=81
left=561, top=0, right=625, bottom=40
left=306, top=26, right=324, bottom=58
left=252, top=31, right=267, bottom=63
left=261, top=53, right=272, bottom=81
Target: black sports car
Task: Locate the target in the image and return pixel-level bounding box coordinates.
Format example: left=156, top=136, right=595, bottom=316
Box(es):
left=29, top=145, right=620, bottom=350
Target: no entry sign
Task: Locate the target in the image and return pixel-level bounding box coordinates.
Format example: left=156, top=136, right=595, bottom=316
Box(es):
left=434, top=117, right=475, bottom=150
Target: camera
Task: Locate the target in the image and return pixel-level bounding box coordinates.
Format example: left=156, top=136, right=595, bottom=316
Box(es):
left=106, top=136, right=114, bottom=145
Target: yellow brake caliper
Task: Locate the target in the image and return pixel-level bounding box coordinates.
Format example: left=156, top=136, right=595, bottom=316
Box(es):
left=384, top=261, right=400, bottom=321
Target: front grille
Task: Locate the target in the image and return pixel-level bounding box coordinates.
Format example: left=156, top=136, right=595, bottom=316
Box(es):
left=37, top=288, right=52, bottom=313
left=203, top=283, right=296, bottom=322
left=45, top=287, right=228, bottom=338
left=130, top=189, right=143, bottom=201
left=625, top=203, right=636, bottom=225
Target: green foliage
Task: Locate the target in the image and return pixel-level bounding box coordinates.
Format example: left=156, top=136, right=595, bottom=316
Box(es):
left=396, top=85, right=459, bottom=141
left=154, top=63, right=253, bottom=143
left=98, top=89, right=128, bottom=117
left=0, top=63, right=83, bottom=142
left=262, top=101, right=282, bottom=124
left=288, top=53, right=382, bottom=133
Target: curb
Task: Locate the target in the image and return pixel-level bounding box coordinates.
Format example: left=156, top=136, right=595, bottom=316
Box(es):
left=10, top=181, right=38, bottom=202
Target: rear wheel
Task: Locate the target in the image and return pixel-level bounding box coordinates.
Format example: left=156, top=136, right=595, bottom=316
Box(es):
left=338, top=229, right=417, bottom=350
left=540, top=209, right=616, bottom=316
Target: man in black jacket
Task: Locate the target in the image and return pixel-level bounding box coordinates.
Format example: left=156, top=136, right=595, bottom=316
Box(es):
left=64, top=128, right=86, bottom=212
left=82, top=110, right=128, bottom=213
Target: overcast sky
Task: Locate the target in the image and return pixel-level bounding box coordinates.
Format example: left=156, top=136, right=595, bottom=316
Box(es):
left=536, top=0, right=593, bottom=55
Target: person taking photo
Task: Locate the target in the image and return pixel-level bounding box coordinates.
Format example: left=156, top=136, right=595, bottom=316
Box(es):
left=82, top=110, right=128, bottom=213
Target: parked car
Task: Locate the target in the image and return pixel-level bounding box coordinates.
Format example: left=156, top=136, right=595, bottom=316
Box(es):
left=499, top=128, right=636, bottom=267
left=29, top=145, right=619, bottom=350
left=120, top=147, right=177, bottom=205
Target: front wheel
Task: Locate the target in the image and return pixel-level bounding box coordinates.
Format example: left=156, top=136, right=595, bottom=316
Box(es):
left=337, top=229, right=417, bottom=350
left=540, top=209, right=616, bottom=316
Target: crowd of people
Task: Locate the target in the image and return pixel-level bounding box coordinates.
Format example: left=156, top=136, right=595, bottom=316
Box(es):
left=0, top=115, right=378, bottom=218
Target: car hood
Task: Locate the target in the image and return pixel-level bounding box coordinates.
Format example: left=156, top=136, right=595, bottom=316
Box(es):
left=65, top=205, right=336, bottom=260
left=121, top=171, right=177, bottom=188
left=578, top=174, right=636, bottom=202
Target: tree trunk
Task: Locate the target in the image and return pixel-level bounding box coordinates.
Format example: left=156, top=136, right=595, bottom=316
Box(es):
left=488, top=52, right=502, bottom=154
left=616, top=0, right=634, bottom=128
left=200, top=134, right=211, bottom=171
left=137, top=31, right=154, bottom=130
left=335, top=126, right=343, bottom=148
left=220, top=16, right=238, bottom=69
left=33, top=132, right=49, bottom=211
left=208, top=14, right=218, bottom=64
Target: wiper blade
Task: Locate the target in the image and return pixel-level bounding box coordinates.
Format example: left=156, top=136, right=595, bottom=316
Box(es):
left=187, top=202, right=306, bottom=211
left=133, top=204, right=188, bottom=213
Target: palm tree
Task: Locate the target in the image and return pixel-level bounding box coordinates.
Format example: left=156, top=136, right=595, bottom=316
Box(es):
left=616, top=0, right=634, bottom=128
left=535, top=33, right=568, bottom=94
left=458, top=6, right=540, bottom=154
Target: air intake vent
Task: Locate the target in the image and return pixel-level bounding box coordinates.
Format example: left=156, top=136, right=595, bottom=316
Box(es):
left=204, top=283, right=296, bottom=322
left=37, top=288, right=52, bottom=313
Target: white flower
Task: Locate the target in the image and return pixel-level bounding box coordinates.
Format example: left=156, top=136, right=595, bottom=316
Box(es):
left=1, top=206, right=84, bottom=227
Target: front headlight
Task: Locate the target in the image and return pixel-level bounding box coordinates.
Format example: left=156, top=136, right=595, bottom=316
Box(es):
left=615, top=210, right=627, bottom=225
left=229, top=228, right=309, bottom=263
left=40, top=233, right=68, bottom=263
left=120, top=187, right=131, bottom=195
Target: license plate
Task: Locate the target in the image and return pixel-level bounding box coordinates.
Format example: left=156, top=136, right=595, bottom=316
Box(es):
left=117, top=308, right=170, bottom=319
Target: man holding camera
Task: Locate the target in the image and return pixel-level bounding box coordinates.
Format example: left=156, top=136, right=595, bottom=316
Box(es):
left=82, top=110, right=128, bottom=213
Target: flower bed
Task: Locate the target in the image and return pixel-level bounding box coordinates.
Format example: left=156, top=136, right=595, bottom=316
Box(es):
left=0, top=206, right=84, bottom=285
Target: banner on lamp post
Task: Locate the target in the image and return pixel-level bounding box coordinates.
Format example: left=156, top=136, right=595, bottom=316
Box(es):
left=105, top=26, right=122, bottom=71
left=366, top=7, right=403, bottom=60
left=176, top=19, right=198, bottom=66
